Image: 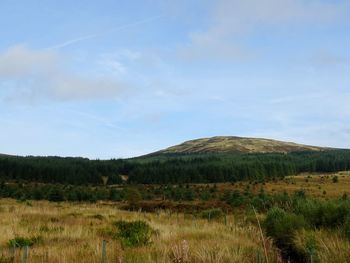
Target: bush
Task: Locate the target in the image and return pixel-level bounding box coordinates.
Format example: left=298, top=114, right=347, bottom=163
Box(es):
left=183, top=189, right=195, bottom=201
left=109, top=189, right=122, bottom=201
left=126, top=188, right=142, bottom=208
left=293, top=199, right=350, bottom=229
left=251, top=193, right=272, bottom=212
left=264, top=208, right=306, bottom=249
left=264, top=207, right=308, bottom=262
left=8, top=236, right=43, bottom=248
left=294, top=190, right=306, bottom=199
left=228, top=190, right=245, bottom=207
left=200, top=191, right=210, bottom=201
left=114, top=220, right=153, bottom=247
left=47, top=187, right=65, bottom=202
left=293, top=230, right=319, bottom=263
left=200, top=208, right=224, bottom=220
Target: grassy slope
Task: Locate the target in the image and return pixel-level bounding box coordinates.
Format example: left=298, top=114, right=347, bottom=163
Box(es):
left=151, top=136, right=327, bottom=155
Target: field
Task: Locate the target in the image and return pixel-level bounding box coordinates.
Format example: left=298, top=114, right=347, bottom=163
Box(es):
left=1, top=172, right=350, bottom=263
left=207, top=171, right=350, bottom=199
left=0, top=199, right=281, bottom=263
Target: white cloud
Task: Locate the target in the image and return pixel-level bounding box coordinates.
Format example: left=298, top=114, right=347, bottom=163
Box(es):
left=0, top=45, right=58, bottom=77
left=0, top=45, right=125, bottom=102
left=181, top=0, right=350, bottom=61
left=96, top=49, right=143, bottom=77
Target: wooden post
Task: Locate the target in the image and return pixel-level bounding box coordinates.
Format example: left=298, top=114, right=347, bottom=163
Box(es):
left=257, top=251, right=262, bottom=263
left=45, top=251, right=49, bottom=262
left=22, top=246, right=29, bottom=263
left=100, top=240, right=107, bottom=263
left=310, top=250, right=314, bottom=263
left=10, top=243, right=16, bottom=262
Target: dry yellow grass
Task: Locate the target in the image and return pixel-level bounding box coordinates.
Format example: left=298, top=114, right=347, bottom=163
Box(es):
left=208, top=171, right=350, bottom=199
left=294, top=229, right=350, bottom=263
left=0, top=199, right=281, bottom=263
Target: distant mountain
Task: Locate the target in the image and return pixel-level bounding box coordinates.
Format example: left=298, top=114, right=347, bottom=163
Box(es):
left=150, top=136, right=328, bottom=155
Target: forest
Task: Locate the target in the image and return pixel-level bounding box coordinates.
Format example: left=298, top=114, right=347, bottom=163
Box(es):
left=1, top=150, right=350, bottom=185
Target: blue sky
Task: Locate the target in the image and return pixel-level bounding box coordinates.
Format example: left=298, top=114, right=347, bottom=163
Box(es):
left=1, top=0, right=350, bottom=158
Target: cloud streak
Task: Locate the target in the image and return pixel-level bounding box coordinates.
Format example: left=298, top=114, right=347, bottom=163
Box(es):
left=0, top=45, right=125, bottom=102
left=48, top=15, right=164, bottom=50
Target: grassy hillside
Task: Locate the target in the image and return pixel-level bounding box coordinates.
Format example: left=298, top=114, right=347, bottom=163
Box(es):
left=150, top=136, right=327, bottom=155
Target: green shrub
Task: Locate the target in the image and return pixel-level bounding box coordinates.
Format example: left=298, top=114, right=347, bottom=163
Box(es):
left=293, top=199, right=350, bottom=229
left=8, top=236, right=43, bottom=248
left=200, top=208, right=224, bottom=220
left=251, top=193, right=272, bottom=212
left=228, top=190, right=245, bottom=207
left=126, top=188, right=142, bottom=208
left=114, top=220, right=153, bottom=247
left=264, top=207, right=306, bottom=249
left=109, top=189, right=122, bottom=201
left=200, top=191, right=210, bottom=201
left=293, top=230, right=319, bottom=263
left=47, top=187, right=65, bottom=202
left=294, top=190, right=306, bottom=199
left=183, top=189, right=195, bottom=201
left=342, top=193, right=348, bottom=200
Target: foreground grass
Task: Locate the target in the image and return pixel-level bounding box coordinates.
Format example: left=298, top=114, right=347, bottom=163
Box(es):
left=294, top=229, right=350, bottom=263
left=0, top=199, right=281, bottom=263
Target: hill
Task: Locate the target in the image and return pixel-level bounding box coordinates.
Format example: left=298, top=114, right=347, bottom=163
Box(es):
left=150, top=136, right=327, bottom=155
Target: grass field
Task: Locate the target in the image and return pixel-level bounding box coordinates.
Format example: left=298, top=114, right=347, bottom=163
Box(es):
left=205, top=171, right=350, bottom=199
left=1, top=172, right=350, bottom=262
left=0, top=199, right=281, bottom=263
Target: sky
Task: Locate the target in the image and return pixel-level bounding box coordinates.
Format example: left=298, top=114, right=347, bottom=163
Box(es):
left=0, top=0, right=350, bottom=159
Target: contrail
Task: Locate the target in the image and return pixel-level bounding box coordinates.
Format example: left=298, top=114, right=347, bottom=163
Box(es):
left=49, top=34, right=98, bottom=49
left=48, top=15, right=163, bottom=50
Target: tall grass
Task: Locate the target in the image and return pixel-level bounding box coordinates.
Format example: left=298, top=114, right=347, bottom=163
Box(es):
left=0, top=199, right=281, bottom=263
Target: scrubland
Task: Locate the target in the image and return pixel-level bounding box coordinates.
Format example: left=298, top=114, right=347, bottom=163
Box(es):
left=0, top=199, right=281, bottom=263
left=1, top=172, right=350, bottom=262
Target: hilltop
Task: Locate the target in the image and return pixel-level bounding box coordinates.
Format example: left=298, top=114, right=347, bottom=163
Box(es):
left=151, top=136, right=327, bottom=155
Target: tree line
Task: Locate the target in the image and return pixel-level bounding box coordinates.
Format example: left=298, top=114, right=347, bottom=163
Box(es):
left=1, top=150, right=350, bottom=185
left=128, top=150, right=350, bottom=184
left=0, top=156, right=126, bottom=185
